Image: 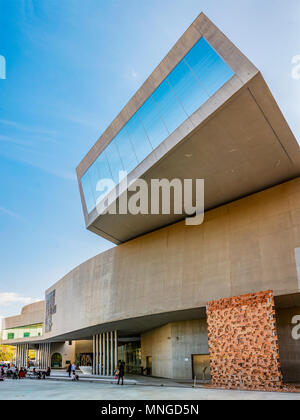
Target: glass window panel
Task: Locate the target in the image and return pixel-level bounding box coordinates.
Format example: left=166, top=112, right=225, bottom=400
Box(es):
left=125, top=113, right=153, bottom=163
left=87, top=162, right=103, bottom=205
left=105, top=139, right=124, bottom=185
left=114, top=126, right=138, bottom=175
left=184, top=37, right=234, bottom=97
left=137, top=96, right=169, bottom=150
left=81, top=171, right=95, bottom=214
left=95, top=152, right=114, bottom=201
left=81, top=36, right=234, bottom=215
left=152, top=79, right=187, bottom=134
left=167, top=60, right=209, bottom=116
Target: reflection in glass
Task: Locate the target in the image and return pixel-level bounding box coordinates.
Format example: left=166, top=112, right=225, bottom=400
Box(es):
left=88, top=162, right=103, bottom=205
left=114, top=127, right=138, bottom=174
left=81, top=37, right=234, bottom=213
left=126, top=113, right=153, bottom=163
left=138, top=97, right=169, bottom=150
left=167, top=60, right=209, bottom=116
left=152, top=79, right=187, bottom=134
left=81, top=172, right=95, bottom=213
left=95, top=152, right=114, bottom=201
left=184, top=37, right=234, bottom=97
left=105, top=139, right=124, bottom=185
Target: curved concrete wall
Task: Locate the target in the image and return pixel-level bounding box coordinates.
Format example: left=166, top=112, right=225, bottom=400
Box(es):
left=3, top=301, right=45, bottom=330
left=44, top=178, right=300, bottom=340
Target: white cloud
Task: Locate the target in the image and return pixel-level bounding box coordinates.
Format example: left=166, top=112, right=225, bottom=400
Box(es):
left=0, top=293, right=39, bottom=307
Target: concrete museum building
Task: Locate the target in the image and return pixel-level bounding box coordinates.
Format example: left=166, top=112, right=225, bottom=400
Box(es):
left=1, top=14, right=300, bottom=390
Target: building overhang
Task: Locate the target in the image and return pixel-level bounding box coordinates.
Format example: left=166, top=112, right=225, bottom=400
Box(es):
left=77, top=13, right=300, bottom=244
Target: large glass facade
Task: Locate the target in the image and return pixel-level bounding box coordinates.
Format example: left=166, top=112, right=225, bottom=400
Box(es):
left=1, top=323, right=43, bottom=341
left=118, top=342, right=142, bottom=374
left=82, top=37, right=234, bottom=213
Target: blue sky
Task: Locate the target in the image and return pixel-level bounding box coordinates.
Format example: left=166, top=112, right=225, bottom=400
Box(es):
left=0, top=0, right=299, bottom=320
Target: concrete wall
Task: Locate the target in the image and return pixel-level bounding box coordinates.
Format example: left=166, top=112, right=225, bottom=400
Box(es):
left=141, top=308, right=300, bottom=382
left=2, top=301, right=45, bottom=330
left=50, top=342, right=75, bottom=368
left=43, top=178, right=300, bottom=340
left=141, top=320, right=208, bottom=380
left=141, top=324, right=173, bottom=378
left=277, top=307, right=300, bottom=383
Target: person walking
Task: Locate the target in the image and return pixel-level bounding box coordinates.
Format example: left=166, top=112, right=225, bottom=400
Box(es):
left=67, top=363, right=72, bottom=377
left=117, top=361, right=125, bottom=385
left=71, top=362, right=76, bottom=377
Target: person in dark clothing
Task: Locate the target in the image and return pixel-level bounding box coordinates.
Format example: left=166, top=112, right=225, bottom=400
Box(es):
left=117, top=361, right=125, bottom=385
left=67, top=363, right=72, bottom=377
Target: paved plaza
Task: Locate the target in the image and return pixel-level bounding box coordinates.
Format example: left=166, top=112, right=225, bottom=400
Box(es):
left=1, top=379, right=300, bottom=400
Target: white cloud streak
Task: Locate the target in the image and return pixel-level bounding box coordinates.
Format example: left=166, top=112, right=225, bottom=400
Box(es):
left=0, top=293, right=40, bottom=307
left=0, top=206, right=26, bottom=222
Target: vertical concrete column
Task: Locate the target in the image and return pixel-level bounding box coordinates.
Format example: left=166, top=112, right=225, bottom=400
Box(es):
left=25, top=344, right=28, bottom=368
left=106, top=332, right=109, bottom=376
left=40, top=345, right=42, bottom=368
left=22, top=344, right=25, bottom=368
left=41, top=344, right=44, bottom=369
left=24, top=344, right=27, bottom=368
left=114, top=330, right=118, bottom=373
left=46, top=343, right=51, bottom=369
left=103, top=333, right=106, bottom=376
left=20, top=345, right=23, bottom=368
left=96, top=334, right=99, bottom=375
left=35, top=348, right=38, bottom=367
left=15, top=345, right=19, bottom=368
left=110, top=331, right=114, bottom=376
left=99, top=333, right=103, bottom=376
left=15, top=345, right=18, bottom=368
left=41, top=343, right=46, bottom=369
left=92, top=335, right=96, bottom=375
left=18, top=345, right=21, bottom=368
left=39, top=345, right=41, bottom=369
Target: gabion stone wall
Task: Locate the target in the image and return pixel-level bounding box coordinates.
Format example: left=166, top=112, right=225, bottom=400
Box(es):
left=206, top=290, right=289, bottom=392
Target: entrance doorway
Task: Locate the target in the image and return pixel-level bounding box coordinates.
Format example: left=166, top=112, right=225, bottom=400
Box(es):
left=51, top=353, right=62, bottom=368
left=192, top=354, right=210, bottom=382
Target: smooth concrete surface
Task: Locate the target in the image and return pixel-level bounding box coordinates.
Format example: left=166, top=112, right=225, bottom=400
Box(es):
left=86, top=75, right=300, bottom=244
left=1, top=380, right=299, bottom=400
left=2, top=301, right=45, bottom=330
left=37, top=179, right=300, bottom=342
left=141, top=320, right=209, bottom=380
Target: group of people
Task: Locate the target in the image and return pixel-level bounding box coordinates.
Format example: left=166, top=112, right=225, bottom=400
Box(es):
left=66, top=362, right=79, bottom=381
left=1, top=360, right=127, bottom=384
left=0, top=363, right=51, bottom=380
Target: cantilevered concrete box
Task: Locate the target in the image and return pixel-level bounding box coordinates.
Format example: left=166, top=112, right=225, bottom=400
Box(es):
left=76, top=13, right=300, bottom=244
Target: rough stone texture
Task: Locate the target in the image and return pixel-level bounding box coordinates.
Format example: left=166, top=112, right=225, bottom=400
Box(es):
left=206, top=290, right=292, bottom=391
